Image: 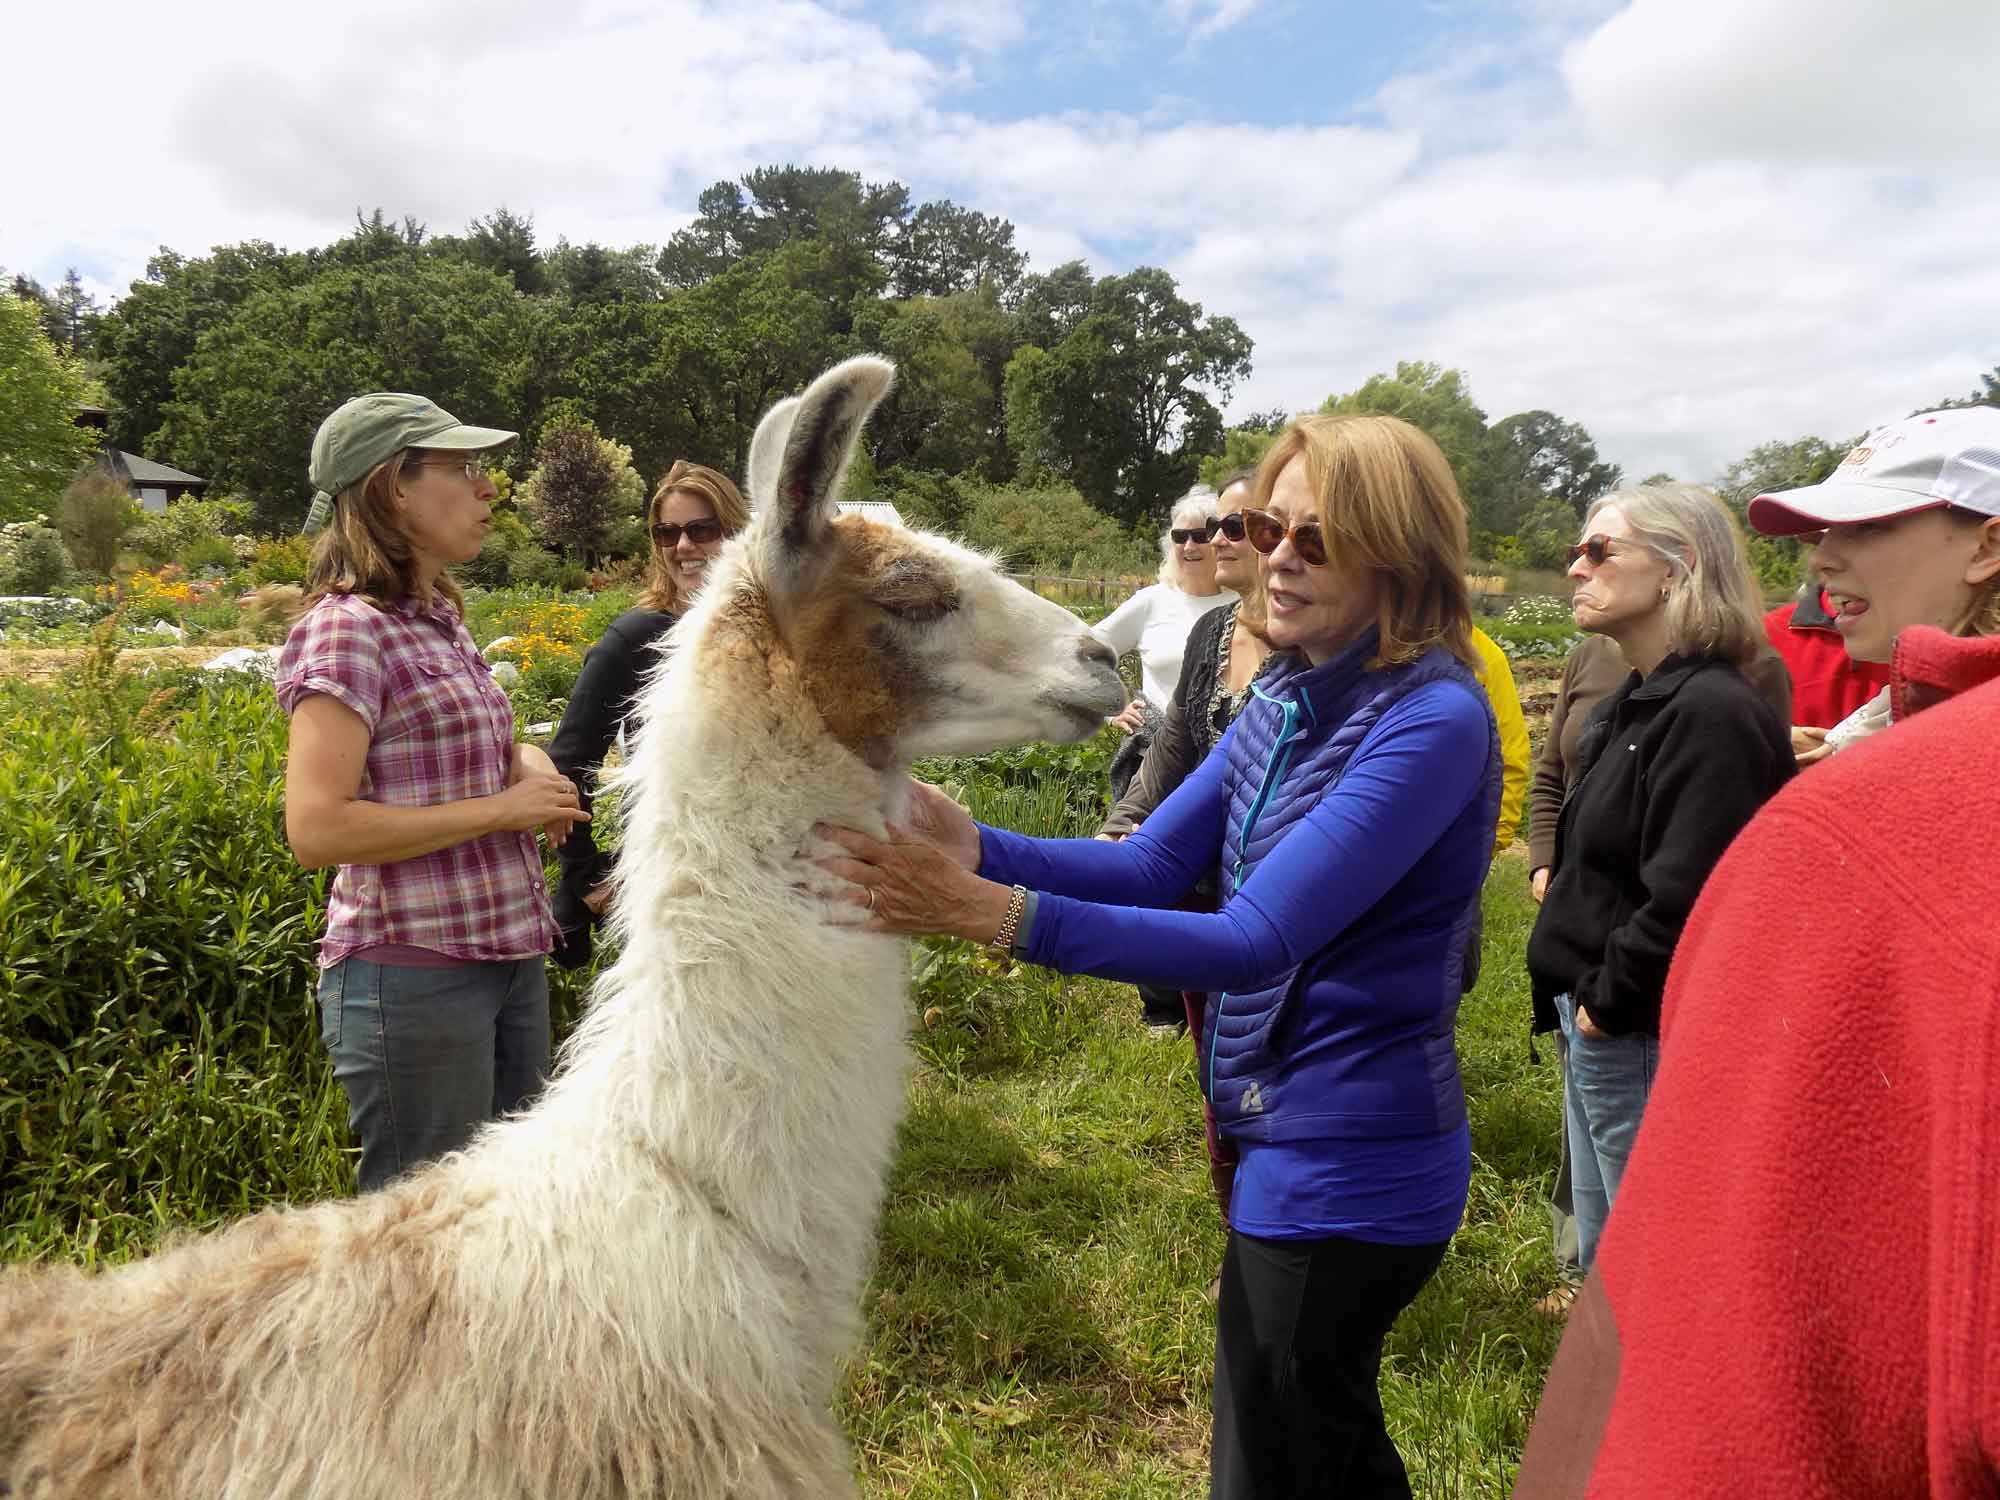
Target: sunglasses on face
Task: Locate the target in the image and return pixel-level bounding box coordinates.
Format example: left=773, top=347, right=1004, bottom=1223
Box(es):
left=1169, top=520, right=1219, bottom=545
left=409, top=458, right=484, bottom=484
left=650, top=518, right=725, bottom=548
left=1213, top=512, right=1249, bottom=542
left=1568, top=534, right=1627, bottom=566
left=1240, top=508, right=1329, bottom=567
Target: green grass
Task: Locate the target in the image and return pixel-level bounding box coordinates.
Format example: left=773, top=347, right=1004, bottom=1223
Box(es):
left=843, top=856, right=1561, bottom=1496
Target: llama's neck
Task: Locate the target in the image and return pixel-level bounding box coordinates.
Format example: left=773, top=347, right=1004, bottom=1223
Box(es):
left=494, top=612, right=918, bottom=1280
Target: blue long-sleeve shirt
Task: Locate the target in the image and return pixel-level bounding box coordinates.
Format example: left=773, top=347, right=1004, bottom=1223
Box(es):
left=979, top=676, right=1491, bottom=1242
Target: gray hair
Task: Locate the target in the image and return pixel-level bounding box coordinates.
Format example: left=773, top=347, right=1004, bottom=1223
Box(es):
left=1158, top=485, right=1221, bottom=591
left=1585, top=483, right=1765, bottom=666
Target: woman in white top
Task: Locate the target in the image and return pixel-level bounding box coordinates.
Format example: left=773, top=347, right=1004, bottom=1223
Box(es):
left=1095, top=486, right=1237, bottom=802
left=1748, top=406, right=2000, bottom=755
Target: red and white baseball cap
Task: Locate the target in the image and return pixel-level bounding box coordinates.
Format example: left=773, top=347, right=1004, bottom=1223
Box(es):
left=1747, top=406, right=2000, bottom=537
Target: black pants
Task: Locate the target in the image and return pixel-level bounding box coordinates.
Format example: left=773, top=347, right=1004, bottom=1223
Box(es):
left=1211, top=1229, right=1450, bottom=1500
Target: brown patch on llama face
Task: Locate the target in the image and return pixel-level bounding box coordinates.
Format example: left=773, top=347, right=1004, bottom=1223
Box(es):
left=789, top=520, right=959, bottom=769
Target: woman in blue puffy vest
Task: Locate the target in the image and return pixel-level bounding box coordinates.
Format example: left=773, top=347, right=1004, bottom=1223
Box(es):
left=823, top=413, right=1503, bottom=1499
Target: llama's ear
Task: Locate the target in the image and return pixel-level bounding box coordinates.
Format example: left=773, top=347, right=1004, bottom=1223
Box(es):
left=744, top=395, right=800, bottom=517
left=759, top=356, right=895, bottom=566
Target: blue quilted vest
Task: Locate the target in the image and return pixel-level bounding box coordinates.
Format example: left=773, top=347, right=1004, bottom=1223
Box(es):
left=1203, top=634, right=1501, bottom=1144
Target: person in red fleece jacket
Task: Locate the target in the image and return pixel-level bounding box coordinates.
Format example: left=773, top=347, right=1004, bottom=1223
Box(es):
left=1514, top=628, right=2000, bottom=1498
left=1518, top=408, right=2000, bottom=1495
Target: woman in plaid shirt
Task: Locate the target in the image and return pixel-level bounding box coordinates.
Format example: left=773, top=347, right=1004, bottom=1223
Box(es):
left=278, top=393, right=587, bottom=1192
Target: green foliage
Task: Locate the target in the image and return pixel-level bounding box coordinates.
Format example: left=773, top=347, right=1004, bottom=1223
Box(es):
left=1196, top=416, right=1286, bottom=489
left=955, top=481, right=1154, bottom=576
left=1003, top=264, right=1253, bottom=528
left=0, top=655, right=342, bottom=1233
left=1, top=523, right=71, bottom=595
left=0, top=294, right=101, bottom=522
left=154, top=255, right=533, bottom=525
left=516, top=419, right=623, bottom=560
left=460, top=508, right=563, bottom=589
left=56, top=469, right=141, bottom=575
left=179, top=533, right=239, bottom=573
left=249, top=535, right=314, bottom=585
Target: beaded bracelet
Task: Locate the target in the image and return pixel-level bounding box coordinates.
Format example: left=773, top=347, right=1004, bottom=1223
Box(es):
left=987, top=884, right=1028, bottom=952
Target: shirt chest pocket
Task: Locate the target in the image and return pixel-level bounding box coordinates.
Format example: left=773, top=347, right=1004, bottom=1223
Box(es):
left=404, top=652, right=501, bottom=742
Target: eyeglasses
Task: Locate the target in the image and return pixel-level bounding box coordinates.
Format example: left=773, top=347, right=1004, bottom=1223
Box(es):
left=1169, top=520, right=1219, bottom=545
left=1567, top=534, right=1627, bottom=566
left=651, top=518, right=725, bottom=548
left=1213, top=512, right=1249, bottom=542
left=409, top=458, right=484, bottom=484
left=1240, top=508, right=1329, bottom=567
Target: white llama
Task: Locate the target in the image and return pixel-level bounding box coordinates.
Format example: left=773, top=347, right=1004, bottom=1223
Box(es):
left=0, top=355, right=1126, bottom=1500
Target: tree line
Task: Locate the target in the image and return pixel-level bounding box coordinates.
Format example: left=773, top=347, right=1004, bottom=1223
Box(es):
left=5, top=163, right=1994, bottom=578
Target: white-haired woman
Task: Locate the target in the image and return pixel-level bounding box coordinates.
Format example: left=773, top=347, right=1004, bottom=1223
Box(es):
left=1094, top=485, right=1235, bottom=795
left=1525, top=484, right=1793, bottom=1272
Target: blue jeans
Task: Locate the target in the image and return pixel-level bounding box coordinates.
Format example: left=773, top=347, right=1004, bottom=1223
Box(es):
left=1555, top=991, right=1659, bottom=1271
left=316, top=956, right=551, bottom=1192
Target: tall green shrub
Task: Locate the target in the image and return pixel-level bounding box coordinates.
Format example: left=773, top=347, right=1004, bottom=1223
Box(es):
left=56, top=470, right=141, bottom=575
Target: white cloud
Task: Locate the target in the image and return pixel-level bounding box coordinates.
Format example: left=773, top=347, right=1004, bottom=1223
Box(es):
left=1562, top=0, right=2000, bottom=166
left=908, top=0, right=1030, bottom=51
left=1161, top=0, right=1261, bottom=41
left=4, top=0, right=1996, bottom=492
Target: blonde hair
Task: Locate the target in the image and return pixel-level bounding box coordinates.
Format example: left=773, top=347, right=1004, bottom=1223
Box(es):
left=1585, top=484, right=1765, bottom=666
left=1157, top=487, right=1222, bottom=591
left=637, top=460, right=751, bottom=614
left=304, top=450, right=464, bottom=616
left=1253, top=414, right=1476, bottom=670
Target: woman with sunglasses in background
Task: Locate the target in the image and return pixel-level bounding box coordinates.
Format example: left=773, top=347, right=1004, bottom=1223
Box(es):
left=1090, top=484, right=1238, bottom=1031
left=1093, top=486, right=1236, bottom=794
left=1525, top=484, right=1793, bottom=1279
left=279, top=393, right=585, bottom=1191
left=548, top=460, right=750, bottom=968
left=821, top=414, right=1503, bottom=1498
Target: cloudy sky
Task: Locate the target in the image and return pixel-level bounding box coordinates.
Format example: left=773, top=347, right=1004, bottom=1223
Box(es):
left=6, top=0, right=1996, bottom=481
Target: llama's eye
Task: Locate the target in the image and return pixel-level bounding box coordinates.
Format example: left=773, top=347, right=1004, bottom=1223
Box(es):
left=879, top=598, right=954, bottom=626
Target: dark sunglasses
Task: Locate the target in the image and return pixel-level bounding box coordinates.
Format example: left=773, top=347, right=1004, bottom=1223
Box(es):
left=1567, top=534, right=1626, bottom=566
left=1213, top=512, right=1249, bottom=542
left=1240, top=508, right=1329, bottom=567
left=1169, top=520, right=1219, bottom=545
left=651, top=518, right=725, bottom=548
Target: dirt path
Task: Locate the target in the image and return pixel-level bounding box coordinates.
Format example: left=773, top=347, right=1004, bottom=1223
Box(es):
left=0, top=647, right=238, bottom=682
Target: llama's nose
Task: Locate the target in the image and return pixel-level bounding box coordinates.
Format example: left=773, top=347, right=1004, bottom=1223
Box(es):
left=1080, top=635, right=1117, bottom=673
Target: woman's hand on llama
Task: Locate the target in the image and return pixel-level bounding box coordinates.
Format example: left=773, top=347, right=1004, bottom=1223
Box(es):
left=1110, top=697, right=1149, bottom=733
left=814, top=823, right=1013, bottom=943
left=900, top=778, right=982, bottom=871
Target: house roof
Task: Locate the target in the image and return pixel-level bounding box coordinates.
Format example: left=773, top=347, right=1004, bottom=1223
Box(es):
left=834, top=500, right=906, bottom=527
left=115, top=450, right=207, bottom=486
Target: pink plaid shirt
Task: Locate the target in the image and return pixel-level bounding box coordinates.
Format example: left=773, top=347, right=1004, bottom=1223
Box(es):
left=277, top=592, right=557, bottom=967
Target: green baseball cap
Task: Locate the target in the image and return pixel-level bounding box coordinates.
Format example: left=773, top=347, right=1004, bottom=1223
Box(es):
left=301, top=392, right=517, bottom=535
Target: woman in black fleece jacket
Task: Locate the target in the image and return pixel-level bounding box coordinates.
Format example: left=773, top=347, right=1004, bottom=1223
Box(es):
left=1526, top=484, right=1792, bottom=1274
left=548, top=460, right=748, bottom=968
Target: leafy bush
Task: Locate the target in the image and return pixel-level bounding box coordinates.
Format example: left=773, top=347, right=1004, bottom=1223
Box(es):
left=956, top=481, right=1154, bottom=577
left=180, top=533, right=239, bottom=573
left=458, top=509, right=563, bottom=589
left=57, top=470, right=141, bottom=575
left=1, top=522, right=71, bottom=595
left=516, top=420, right=621, bottom=561
left=250, top=535, right=314, bottom=585
left=0, top=653, right=341, bottom=1235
